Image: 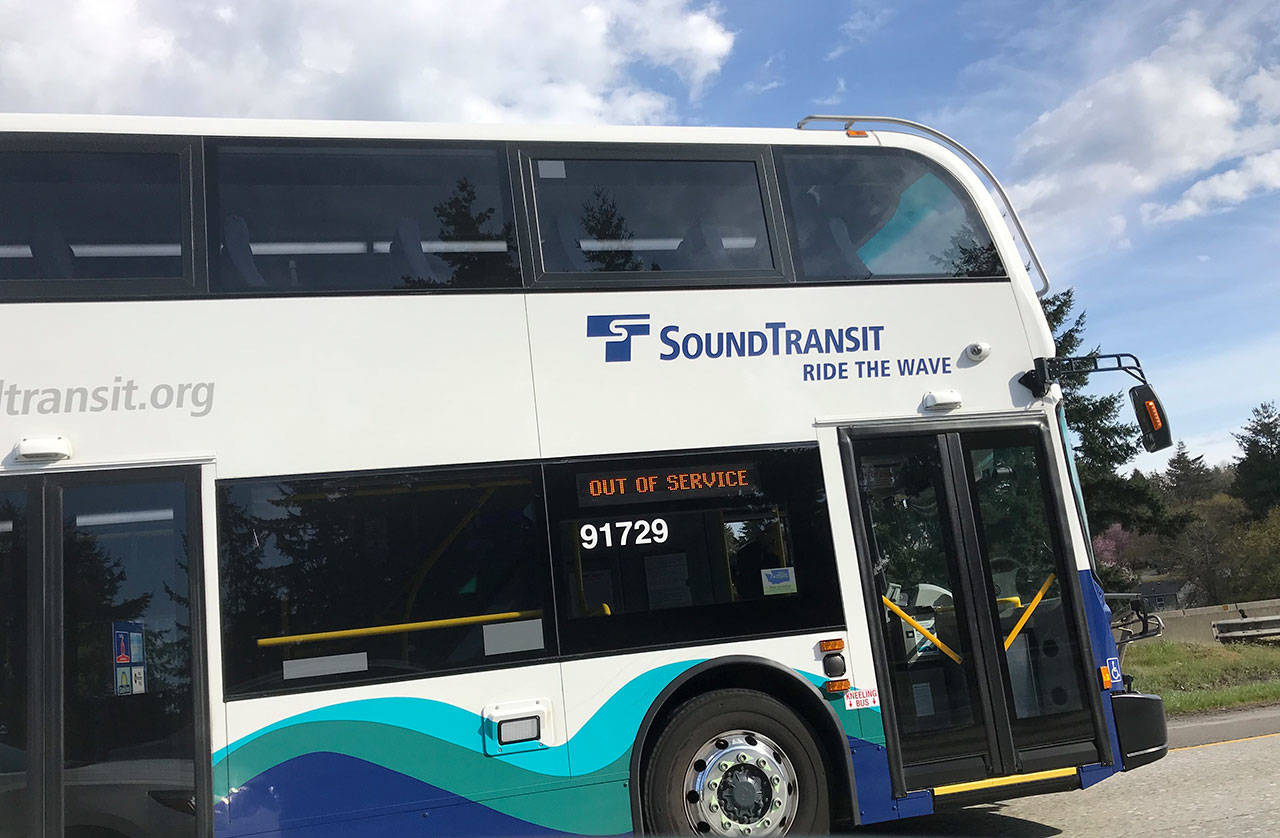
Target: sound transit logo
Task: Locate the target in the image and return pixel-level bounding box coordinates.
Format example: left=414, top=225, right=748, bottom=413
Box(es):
left=585, top=314, right=651, bottom=362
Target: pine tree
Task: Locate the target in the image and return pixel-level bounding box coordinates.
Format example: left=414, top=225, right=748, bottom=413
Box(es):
left=1231, top=402, right=1280, bottom=517
left=1163, top=441, right=1215, bottom=505
left=1041, top=289, right=1165, bottom=536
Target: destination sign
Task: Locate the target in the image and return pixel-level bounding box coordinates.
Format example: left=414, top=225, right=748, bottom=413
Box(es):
left=577, top=464, right=758, bottom=507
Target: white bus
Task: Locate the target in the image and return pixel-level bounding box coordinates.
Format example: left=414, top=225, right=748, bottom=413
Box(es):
left=0, top=112, right=1171, bottom=837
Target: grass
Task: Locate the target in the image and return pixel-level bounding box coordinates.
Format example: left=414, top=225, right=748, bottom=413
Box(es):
left=1123, top=639, right=1280, bottom=715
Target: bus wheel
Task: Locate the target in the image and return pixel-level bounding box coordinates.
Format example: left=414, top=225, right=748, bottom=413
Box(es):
left=642, top=688, right=829, bottom=836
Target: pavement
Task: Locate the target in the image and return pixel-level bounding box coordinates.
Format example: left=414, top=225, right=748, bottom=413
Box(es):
left=859, top=704, right=1280, bottom=836
left=1166, top=702, right=1280, bottom=748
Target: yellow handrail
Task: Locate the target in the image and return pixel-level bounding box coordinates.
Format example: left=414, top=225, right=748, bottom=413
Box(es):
left=881, top=596, right=962, bottom=665
left=257, top=609, right=542, bottom=647
left=1003, top=573, right=1056, bottom=650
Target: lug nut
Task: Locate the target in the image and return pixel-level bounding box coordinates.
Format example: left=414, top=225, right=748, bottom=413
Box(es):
left=708, top=780, right=718, bottom=790
left=737, top=753, right=748, bottom=763
left=757, top=758, right=768, bottom=768
left=722, top=820, right=732, bottom=830
left=710, top=803, right=719, bottom=812
left=720, top=762, right=731, bottom=771
left=773, top=799, right=783, bottom=809
left=762, top=819, right=771, bottom=828
left=772, top=776, right=781, bottom=787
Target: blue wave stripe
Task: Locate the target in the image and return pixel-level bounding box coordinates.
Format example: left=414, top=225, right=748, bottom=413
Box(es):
left=216, top=751, right=601, bottom=837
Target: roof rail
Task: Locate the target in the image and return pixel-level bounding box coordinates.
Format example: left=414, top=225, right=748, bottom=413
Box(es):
left=796, top=114, right=1051, bottom=297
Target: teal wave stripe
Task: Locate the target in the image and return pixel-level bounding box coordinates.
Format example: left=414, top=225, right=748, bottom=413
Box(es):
left=799, top=671, right=885, bottom=744
left=214, top=659, right=699, bottom=774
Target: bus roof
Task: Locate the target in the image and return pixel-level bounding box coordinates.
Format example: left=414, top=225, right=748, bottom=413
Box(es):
left=0, top=112, right=888, bottom=147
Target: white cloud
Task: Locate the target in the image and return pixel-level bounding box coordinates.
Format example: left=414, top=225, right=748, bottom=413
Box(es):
left=1142, top=148, right=1280, bottom=223
left=813, top=76, right=847, bottom=107
left=826, top=1, right=892, bottom=61
left=1001, top=2, right=1280, bottom=263
left=0, top=0, right=734, bottom=124
left=743, top=53, right=784, bottom=95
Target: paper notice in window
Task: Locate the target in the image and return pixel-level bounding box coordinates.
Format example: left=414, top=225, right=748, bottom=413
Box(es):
left=760, top=567, right=797, bottom=596
left=645, top=553, right=693, bottom=610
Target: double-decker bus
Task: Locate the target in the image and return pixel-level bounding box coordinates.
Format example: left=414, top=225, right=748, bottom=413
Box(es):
left=0, top=112, right=1170, bottom=837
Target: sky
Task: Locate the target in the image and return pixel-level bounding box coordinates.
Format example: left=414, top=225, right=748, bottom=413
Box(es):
left=1, top=0, right=1276, bottom=473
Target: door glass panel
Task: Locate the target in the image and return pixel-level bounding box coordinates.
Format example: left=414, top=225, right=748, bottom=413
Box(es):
left=855, top=437, right=988, bottom=765
left=0, top=488, right=28, bottom=835
left=61, top=479, right=197, bottom=834
left=963, top=431, right=1094, bottom=749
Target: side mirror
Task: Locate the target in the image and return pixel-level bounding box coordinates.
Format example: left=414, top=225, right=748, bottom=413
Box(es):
left=1129, top=384, right=1172, bottom=452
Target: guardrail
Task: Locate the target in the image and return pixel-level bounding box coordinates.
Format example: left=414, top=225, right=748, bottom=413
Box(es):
left=1212, top=614, right=1280, bottom=643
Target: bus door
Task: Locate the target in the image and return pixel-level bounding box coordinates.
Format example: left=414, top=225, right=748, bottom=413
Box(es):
left=0, top=467, right=208, bottom=837
left=840, top=424, right=1103, bottom=792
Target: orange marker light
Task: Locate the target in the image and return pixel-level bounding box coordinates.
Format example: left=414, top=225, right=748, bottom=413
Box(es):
left=1145, top=400, right=1163, bottom=431
left=846, top=129, right=868, bottom=137
left=1099, top=665, right=1112, bottom=690
left=819, top=638, right=845, bottom=652
left=825, top=679, right=851, bottom=693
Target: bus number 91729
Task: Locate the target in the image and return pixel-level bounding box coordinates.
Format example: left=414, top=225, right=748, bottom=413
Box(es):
left=579, top=519, right=669, bottom=549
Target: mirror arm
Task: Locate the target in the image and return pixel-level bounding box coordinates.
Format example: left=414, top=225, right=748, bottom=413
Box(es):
left=1020, top=353, right=1151, bottom=397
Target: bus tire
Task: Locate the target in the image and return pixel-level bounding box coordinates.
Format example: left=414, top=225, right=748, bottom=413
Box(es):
left=642, top=688, right=830, bottom=836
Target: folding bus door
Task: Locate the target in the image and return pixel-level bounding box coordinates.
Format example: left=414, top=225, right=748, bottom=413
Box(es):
left=841, top=424, right=1104, bottom=793
left=0, top=468, right=207, bottom=837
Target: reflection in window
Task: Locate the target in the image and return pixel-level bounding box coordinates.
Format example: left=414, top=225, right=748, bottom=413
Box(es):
left=546, top=447, right=842, bottom=654
left=777, top=147, right=1004, bottom=280
left=216, top=465, right=550, bottom=697
left=210, top=144, right=519, bottom=293
left=533, top=158, right=774, bottom=274
left=965, top=435, right=1088, bottom=727
left=0, top=151, right=184, bottom=285
left=857, top=441, right=983, bottom=750
left=60, top=481, right=194, bottom=771
left=0, top=491, right=27, bottom=814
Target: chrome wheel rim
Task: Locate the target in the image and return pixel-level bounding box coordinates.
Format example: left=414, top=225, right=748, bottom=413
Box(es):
left=682, top=729, right=798, bottom=836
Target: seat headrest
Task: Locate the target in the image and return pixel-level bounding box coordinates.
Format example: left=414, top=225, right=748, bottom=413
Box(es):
left=390, top=217, right=434, bottom=285
left=221, top=215, right=267, bottom=288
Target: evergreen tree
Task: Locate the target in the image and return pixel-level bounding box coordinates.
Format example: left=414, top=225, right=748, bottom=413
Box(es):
left=1231, top=402, right=1280, bottom=517
left=1041, top=289, right=1165, bottom=536
left=431, top=177, right=518, bottom=288
left=1163, top=441, right=1216, bottom=505
left=580, top=188, right=645, bottom=272
left=933, top=224, right=1004, bottom=277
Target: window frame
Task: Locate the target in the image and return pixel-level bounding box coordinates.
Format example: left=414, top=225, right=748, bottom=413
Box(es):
left=214, top=459, right=559, bottom=701
left=772, top=144, right=1011, bottom=285
left=204, top=137, right=522, bottom=298
left=0, top=133, right=204, bottom=301
left=515, top=142, right=794, bottom=289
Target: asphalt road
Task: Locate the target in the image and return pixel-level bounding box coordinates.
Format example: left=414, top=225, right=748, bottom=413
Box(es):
left=861, top=706, right=1280, bottom=837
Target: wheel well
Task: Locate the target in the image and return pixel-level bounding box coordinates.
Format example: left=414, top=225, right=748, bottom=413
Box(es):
left=631, top=659, right=855, bottom=832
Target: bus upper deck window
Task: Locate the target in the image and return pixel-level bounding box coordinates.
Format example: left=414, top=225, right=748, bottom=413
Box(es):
left=776, top=147, right=1006, bottom=282
left=0, top=150, right=184, bottom=290
left=208, top=143, right=520, bottom=294
left=531, top=157, right=774, bottom=276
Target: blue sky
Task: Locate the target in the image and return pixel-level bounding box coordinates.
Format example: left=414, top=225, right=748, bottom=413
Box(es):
left=1, top=0, right=1275, bottom=471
